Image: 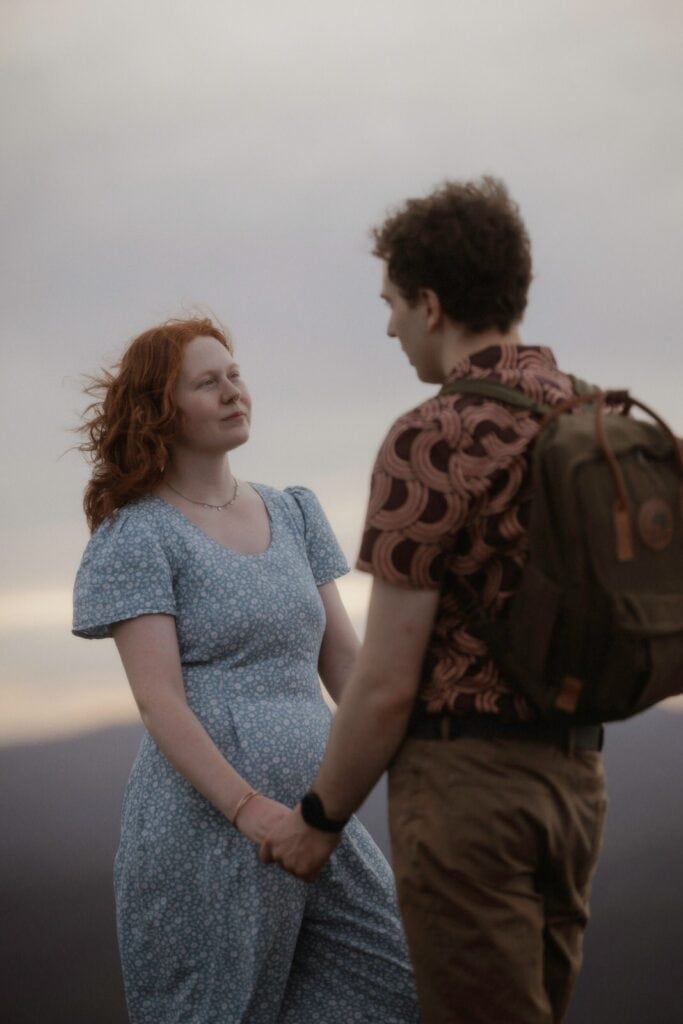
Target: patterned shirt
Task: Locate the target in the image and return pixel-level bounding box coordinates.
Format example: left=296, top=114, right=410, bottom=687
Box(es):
left=356, top=344, right=575, bottom=720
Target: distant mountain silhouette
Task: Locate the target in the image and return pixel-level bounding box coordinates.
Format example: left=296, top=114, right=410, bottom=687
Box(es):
left=1, top=711, right=680, bottom=1023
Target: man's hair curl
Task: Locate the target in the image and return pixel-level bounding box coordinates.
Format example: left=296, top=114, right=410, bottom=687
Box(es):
left=372, top=176, right=532, bottom=333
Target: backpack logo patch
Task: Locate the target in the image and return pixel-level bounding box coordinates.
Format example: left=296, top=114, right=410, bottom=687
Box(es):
left=637, top=498, right=674, bottom=551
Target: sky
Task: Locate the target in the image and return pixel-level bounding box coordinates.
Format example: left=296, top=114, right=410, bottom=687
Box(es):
left=1, top=0, right=682, bottom=743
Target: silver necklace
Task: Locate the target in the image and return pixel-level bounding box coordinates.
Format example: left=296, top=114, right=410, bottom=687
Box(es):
left=165, top=476, right=240, bottom=511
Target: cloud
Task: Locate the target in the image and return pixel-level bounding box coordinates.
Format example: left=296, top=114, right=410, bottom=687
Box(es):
left=0, top=680, right=137, bottom=745
left=0, top=588, right=72, bottom=631
left=1, top=0, right=682, bottom=741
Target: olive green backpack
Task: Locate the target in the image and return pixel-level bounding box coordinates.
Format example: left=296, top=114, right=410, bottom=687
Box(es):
left=439, top=377, right=683, bottom=723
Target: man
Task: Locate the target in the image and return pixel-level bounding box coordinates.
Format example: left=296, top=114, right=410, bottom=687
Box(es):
left=261, top=177, right=607, bottom=1024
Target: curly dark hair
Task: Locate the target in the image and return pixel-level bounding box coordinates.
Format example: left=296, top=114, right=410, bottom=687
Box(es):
left=79, top=317, right=232, bottom=531
left=371, top=176, right=532, bottom=333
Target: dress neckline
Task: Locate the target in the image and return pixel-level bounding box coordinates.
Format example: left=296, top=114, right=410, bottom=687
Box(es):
left=147, top=482, right=274, bottom=558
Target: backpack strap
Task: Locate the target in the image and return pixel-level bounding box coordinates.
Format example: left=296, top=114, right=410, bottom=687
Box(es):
left=438, top=378, right=550, bottom=416
left=569, top=375, right=600, bottom=398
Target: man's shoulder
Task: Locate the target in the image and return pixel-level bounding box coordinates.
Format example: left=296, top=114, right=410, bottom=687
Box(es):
left=373, top=345, right=578, bottom=467
left=434, top=345, right=577, bottom=423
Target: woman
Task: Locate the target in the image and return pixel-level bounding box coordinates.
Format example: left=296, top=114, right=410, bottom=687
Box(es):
left=73, top=317, right=419, bottom=1024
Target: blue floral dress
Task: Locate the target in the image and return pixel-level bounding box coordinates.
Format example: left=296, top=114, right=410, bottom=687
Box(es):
left=73, top=485, right=419, bottom=1024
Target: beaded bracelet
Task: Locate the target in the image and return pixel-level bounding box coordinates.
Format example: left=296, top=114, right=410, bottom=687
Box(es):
left=231, top=788, right=261, bottom=827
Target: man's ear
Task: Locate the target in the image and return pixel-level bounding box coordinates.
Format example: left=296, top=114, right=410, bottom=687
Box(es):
left=420, top=288, right=443, bottom=332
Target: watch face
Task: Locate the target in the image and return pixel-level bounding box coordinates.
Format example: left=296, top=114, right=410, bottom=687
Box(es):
left=300, top=791, right=325, bottom=829
left=300, top=791, right=347, bottom=833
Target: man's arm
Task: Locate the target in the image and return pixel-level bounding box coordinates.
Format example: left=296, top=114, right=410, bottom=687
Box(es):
left=260, top=577, right=439, bottom=879
left=313, top=577, right=439, bottom=817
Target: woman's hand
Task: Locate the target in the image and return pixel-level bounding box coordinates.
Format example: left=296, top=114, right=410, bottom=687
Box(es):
left=259, top=806, right=340, bottom=882
left=234, top=795, right=292, bottom=846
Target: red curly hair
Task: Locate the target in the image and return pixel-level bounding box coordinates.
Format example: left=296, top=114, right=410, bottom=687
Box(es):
left=80, top=317, right=232, bottom=531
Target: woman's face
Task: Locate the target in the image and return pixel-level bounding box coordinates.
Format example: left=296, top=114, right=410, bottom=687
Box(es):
left=172, top=335, right=252, bottom=455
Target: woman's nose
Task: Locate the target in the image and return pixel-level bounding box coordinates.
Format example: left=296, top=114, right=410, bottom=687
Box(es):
left=221, top=379, right=240, bottom=401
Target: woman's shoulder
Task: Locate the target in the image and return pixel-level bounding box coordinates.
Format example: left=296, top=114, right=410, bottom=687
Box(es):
left=98, top=495, right=164, bottom=531
left=253, top=482, right=322, bottom=522
left=82, top=497, right=168, bottom=557
left=73, top=498, right=177, bottom=639
left=257, top=483, right=348, bottom=580
left=250, top=481, right=316, bottom=499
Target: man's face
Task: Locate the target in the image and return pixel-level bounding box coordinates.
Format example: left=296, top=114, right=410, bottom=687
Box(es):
left=380, top=265, right=433, bottom=380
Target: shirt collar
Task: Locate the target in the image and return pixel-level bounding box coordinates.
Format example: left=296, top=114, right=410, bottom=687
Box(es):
left=442, top=344, right=559, bottom=386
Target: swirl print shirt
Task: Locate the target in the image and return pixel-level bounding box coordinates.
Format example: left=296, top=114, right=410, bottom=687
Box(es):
left=357, top=344, right=575, bottom=720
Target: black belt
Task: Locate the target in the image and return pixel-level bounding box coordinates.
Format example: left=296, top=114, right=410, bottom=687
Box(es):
left=406, top=712, right=604, bottom=753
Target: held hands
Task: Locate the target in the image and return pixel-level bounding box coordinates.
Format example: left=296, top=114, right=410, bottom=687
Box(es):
left=259, top=805, right=341, bottom=882
left=234, top=792, right=341, bottom=881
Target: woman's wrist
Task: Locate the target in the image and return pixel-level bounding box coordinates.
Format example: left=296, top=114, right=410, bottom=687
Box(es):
left=231, top=788, right=261, bottom=828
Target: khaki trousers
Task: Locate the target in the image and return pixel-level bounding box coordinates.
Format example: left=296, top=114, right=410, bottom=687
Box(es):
left=388, top=735, right=607, bottom=1024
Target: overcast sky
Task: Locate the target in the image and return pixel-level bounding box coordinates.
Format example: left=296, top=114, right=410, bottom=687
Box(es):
left=1, top=0, right=681, bottom=742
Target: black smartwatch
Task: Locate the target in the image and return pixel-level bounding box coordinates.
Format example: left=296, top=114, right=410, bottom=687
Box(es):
left=300, top=791, right=349, bottom=833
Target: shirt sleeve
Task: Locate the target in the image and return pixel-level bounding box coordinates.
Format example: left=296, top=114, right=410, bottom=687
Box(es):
left=283, top=486, right=350, bottom=586
left=356, top=411, right=471, bottom=589
left=72, top=508, right=176, bottom=639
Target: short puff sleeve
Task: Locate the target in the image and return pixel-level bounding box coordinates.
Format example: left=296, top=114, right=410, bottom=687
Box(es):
left=283, top=486, right=349, bottom=586
left=72, top=508, right=176, bottom=639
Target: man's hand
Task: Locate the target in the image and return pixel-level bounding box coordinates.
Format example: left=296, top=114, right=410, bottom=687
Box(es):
left=259, top=805, right=341, bottom=882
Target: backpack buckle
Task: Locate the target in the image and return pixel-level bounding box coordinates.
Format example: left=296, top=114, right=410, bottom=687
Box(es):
left=566, top=724, right=604, bottom=754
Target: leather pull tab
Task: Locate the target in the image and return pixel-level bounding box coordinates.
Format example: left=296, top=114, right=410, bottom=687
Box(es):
left=555, top=675, right=583, bottom=714
left=614, top=501, right=635, bottom=561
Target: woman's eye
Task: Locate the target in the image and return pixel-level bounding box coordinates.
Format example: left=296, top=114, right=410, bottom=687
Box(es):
left=200, top=379, right=216, bottom=387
